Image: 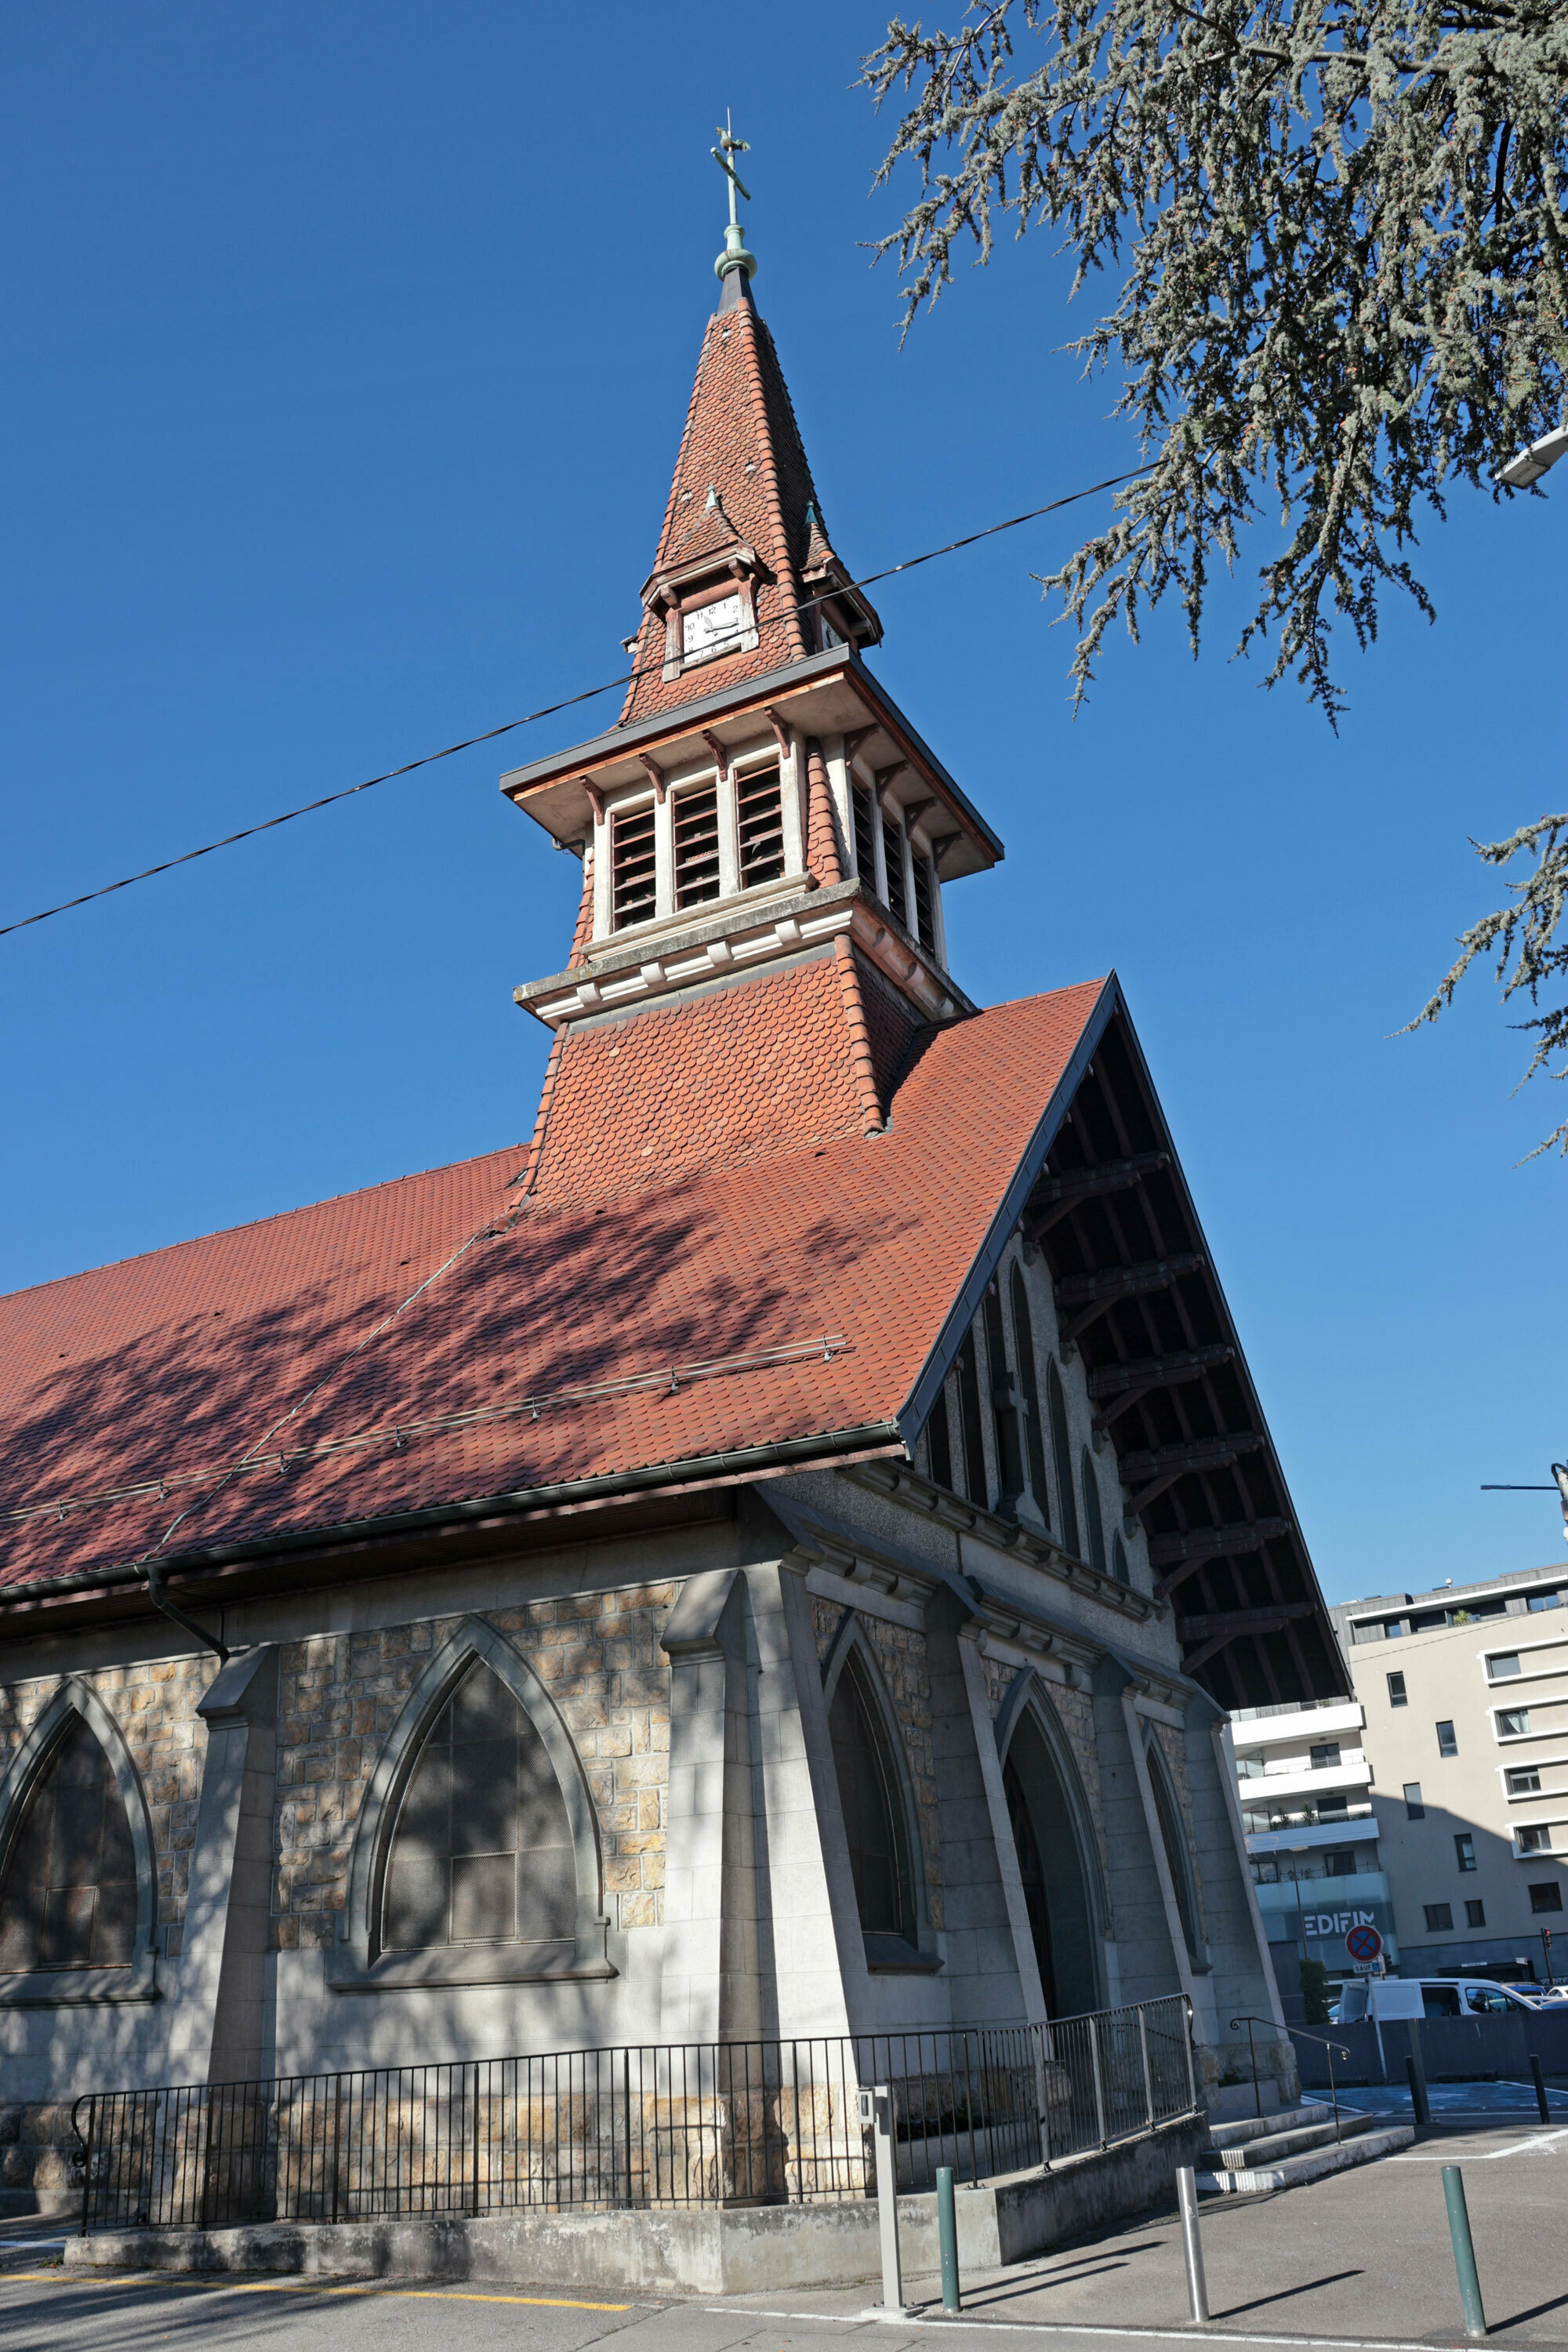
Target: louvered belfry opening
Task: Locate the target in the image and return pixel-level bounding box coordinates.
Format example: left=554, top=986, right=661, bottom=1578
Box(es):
left=612, top=803, right=657, bottom=931
left=673, top=782, right=722, bottom=911
left=884, top=818, right=909, bottom=933
left=851, top=778, right=877, bottom=886
left=912, top=851, right=936, bottom=955
left=737, top=764, right=785, bottom=887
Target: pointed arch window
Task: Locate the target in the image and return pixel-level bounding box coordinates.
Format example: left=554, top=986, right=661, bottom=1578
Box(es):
left=1112, top=1532, right=1131, bottom=1588
left=1081, top=1447, right=1108, bottom=1580
left=382, top=1659, right=576, bottom=1955
left=1047, top=1359, right=1081, bottom=1559
left=828, top=1650, right=915, bottom=1945
left=955, top=1333, right=987, bottom=1505
left=1148, top=1742, right=1203, bottom=1968
left=983, top=1283, right=1024, bottom=1515
left=0, top=1714, right=136, bottom=1975
left=927, top=1385, right=954, bottom=1490
left=1010, top=1267, right=1051, bottom=1526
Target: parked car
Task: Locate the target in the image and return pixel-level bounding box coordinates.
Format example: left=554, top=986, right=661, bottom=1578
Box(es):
left=1532, top=1983, right=1568, bottom=2005
left=1335, top=1976, right=1541, bottom=2023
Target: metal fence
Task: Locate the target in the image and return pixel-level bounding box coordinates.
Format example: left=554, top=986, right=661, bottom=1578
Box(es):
left=71, top=1994, right=1195, bottom=2234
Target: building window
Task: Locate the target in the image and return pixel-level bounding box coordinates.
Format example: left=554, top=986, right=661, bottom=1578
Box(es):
left=1530, top=1881, right=1563, bottom=1914
left=1324, top=1849, right=1358, bottom=1877
left=0, top=1715, right=137, bottom=1973
left=1112, top=1533, right=1131, bottom=1588
left=1385, top=1620, right=1406, bottom=1640
left=1009, top=1269, right=1051, bottom=1525
left=1489, top=1653, right=1522, bottom=1681
left=1455, top=1833, right=1477, bottom=1872
left=382, top=1661, right=576, bottom=1954
left=1518, top=1825, right=1554, bottom=1855
left=1527, top=1591, right=1562, bottom=1613
left=1081, top=1449, right=1108, bottom=1579
left=736, top=765, right=785, bottom=887
left=1046, top=1359, right=1081, bottom=1560
left=851, top=777, right=877, bottom=884
left=927, top=1388, right=954, bottom=1490
left=1387, top=1671, right=1407, bottom=1707
left=672, top=783, right=722, bottom=910
left=1310, top=1742, right=1342, bottom=1770
left=1317, top=1789, right=1349, bottom=1820
left=884, top=816, right=909, bottom=932
left=982, top=1284, right=1024, bottom=1514
left=1252, top=1857, right=1280, bottom=1885
left=1466, top=1899, right=1486, bottom=1928
left=1436, top=1721, right=1458, bottom=1758
left=1507, top=1766, right=1542, bottom=1795
left=1425, top=1902, right=1454, bottom=1933
left=1404, top=1783, right=1425, bottom=1820
left=955, top=1332, right=987, bottom=1506
left=611, top=803, right=657, bottom=931
left=1497, top=1708, right=1532, bottom=1738
left=911, top=851, right=936, bottom=955
left=828, top=1651, right=915, bottom=1943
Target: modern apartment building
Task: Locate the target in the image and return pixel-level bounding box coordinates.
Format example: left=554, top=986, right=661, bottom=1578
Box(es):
left=1327, top=1563, right=1568, bottom=1976
left=1229, top=1697, right=1402, bottom=1983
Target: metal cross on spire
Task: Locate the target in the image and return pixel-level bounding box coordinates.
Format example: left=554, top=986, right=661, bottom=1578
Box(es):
left=711, top=112, right=757, bottom=291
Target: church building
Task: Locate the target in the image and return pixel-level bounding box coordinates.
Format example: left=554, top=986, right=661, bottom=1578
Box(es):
left=0, top=168, right=1344, bottom=2195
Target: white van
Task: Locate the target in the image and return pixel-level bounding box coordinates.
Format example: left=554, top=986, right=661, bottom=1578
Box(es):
left=1336, top=1976, right=1538, bottom=2022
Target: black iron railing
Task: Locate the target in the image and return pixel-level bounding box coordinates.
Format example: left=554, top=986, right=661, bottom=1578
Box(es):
left=71, top=1994, right=1195, bottom=2234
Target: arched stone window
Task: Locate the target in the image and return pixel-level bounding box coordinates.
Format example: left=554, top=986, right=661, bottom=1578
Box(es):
left=822, top=1629, right=929, bottom=1969
left=997, top=1678, right=1108, bottom=2018
left=982, top=1283, right=1024, bottom=1515
left=0, top=1679, right=158, bottom=2005
left=1080, top=1446, right=1108, bottom=1579
left=327, top=1617, right=612, bottom=1991
left=1047, top=1359, right=1081, bottom=1559
left=382, top=1660, right=575, bottom=1954
left=1010, top=1267, right=1051, bottom=1526
left=1147, top=1738, right=1204, bottom=1968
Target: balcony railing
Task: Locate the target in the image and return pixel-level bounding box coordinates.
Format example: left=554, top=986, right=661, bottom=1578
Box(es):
left=71, top=1996, right=1198, bottom=2236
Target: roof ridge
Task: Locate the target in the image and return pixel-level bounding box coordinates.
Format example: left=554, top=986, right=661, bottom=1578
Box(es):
left=0, top=1140, right=525, bottom=1308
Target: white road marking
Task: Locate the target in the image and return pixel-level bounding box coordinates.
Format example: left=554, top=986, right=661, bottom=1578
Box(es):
left=705, top=2304, right=1443, bottom=2351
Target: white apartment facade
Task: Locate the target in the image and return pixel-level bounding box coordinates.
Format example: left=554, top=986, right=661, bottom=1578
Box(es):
left=1229, top=1697, right=1401, bottom=1981
left=1327, top=1563, right=1568, bottom=1976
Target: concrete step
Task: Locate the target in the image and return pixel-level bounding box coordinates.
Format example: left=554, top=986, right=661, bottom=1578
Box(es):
left=1209, top=2112, right=1383, bottom=2169
left=1197, top=2122, right=1414, bottom=2196
left=1208, top=2103, right=1341, bottom=2150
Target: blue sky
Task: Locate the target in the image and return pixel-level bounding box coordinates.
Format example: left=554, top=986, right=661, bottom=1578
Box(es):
left=2, top=4, right=1563, bottom=1607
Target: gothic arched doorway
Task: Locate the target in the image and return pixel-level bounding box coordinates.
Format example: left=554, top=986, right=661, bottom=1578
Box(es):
left=1002, top=1708, right=1101, bottom=2017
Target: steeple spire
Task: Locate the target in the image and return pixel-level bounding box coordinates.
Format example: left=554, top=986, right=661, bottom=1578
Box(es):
left=711, top=114, right=757, bottom=308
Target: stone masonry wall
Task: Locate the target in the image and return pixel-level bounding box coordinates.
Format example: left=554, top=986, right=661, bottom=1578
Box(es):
left=1150, top=1718, right=1207, bottom=1936
left=272, top=1587, right=675, bottom=1950
left=858, top=1617, right=944, bottom=1933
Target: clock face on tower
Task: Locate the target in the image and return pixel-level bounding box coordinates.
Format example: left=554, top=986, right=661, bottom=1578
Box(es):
left=682, top=592, right=744, bottom=659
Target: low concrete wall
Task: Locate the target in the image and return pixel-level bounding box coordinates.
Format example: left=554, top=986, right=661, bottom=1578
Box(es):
left=62, top=2114, right=1207, bottom=2293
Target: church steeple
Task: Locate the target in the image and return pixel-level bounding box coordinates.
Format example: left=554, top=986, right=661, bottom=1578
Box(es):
left=499, top=137, right=1004, bottom=1197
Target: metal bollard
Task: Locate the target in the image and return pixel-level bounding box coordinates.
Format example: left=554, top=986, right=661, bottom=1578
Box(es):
left=1405, top=2054, right=1431, bottom=2128
left=1175, top=2165, right=1209, bottom=2324
left=937, top=2165, right=961, bottom=2313
left=1441, top=2165, right=1487, bottom=2339
left=858, top=2085, right=908, bottom=2317
left=1530, top=2053, right=1551, bottom=2126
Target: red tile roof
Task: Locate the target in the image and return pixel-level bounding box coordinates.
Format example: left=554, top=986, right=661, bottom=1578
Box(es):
left=0, top=982, right=1107, bottom=1596
left=619, top=292, right=828, bottom=726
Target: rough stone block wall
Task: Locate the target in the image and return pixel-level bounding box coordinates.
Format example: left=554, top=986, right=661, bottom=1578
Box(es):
left=0, top=1656, right=216, bottom=1948
left=808, top=1595, right=840, bottom=1664
left=1150, top=1719, right=1207, bottom=1929
left=272, top=1587, right=674, bottom=1950
left=1047, top=1678, right=1114, bottom=1895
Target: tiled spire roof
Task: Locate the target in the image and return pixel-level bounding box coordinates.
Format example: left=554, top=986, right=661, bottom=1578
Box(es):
left=619, top=285, right=833, bottom=726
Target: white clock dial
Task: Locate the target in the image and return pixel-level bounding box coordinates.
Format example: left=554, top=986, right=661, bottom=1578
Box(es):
left=682, top=593, right=744, bottom=659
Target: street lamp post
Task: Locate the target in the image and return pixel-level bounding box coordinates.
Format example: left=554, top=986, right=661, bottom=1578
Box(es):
left=1496, top=426, right=1568, bottom=489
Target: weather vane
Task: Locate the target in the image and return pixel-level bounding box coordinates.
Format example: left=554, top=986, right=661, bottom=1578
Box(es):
left=711, top=111, right=757, bottom=288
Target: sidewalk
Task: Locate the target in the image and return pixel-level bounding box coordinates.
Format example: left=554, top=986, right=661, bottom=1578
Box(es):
left=716, top=2115, right=1568, bottom=2347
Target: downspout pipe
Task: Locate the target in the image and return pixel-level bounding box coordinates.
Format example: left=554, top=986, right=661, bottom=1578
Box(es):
left=146, top=1556, right=229, bottom=1663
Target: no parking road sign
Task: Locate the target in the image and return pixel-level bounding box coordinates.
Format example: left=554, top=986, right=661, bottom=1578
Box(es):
left=1346, top=1921, right=1383, bottom=1967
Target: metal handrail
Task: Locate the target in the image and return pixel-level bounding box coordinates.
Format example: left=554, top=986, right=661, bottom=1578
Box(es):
left=1231, top=2013, right=1351, bottom=2143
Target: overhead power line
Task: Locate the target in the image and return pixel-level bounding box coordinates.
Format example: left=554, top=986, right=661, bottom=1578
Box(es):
left=0, top=462, right=1154, bottom=942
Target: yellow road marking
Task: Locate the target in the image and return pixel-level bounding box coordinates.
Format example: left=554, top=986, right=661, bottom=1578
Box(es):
left=0, top=2270, right=630, bottom=2308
